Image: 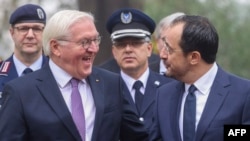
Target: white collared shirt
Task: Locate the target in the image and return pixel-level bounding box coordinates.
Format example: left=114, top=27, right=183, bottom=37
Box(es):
left=121, top=68, right=149, bottom=102
left=179, top=63, right=218, bottom=141
left=13, top=54, right=43, bottom=76
left=49, top=60, right=95, bottom=141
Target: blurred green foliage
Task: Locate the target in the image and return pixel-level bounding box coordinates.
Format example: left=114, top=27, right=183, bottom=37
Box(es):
left=143, top=0, right=250, bottom=79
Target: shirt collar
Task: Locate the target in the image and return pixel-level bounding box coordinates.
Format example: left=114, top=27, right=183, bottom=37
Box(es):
left=186, top=63, right=218, bottom=95
left=49, top=60, right=87, bottom=88
left=121, top=68, right=149, bottom=92
left=13, top=54, right=43, bottom=76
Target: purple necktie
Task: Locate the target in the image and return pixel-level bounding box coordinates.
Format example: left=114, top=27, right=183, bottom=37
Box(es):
left=71, top=78, right=85, bottom=141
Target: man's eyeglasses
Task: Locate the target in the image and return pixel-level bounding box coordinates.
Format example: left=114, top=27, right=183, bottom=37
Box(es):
left=161, top=37, right=182, bottom=54
left=112, top=39, right=149, bottom=49
left=58, top=36, right=101, bottom=49
left=13, top=26, right=44, bottom=35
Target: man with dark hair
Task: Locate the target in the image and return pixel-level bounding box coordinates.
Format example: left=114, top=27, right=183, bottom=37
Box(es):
left=150, top=15, right=250, bottom=141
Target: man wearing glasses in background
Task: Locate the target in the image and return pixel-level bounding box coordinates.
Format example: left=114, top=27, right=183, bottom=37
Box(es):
left=0, top=4, right=48, bottom=106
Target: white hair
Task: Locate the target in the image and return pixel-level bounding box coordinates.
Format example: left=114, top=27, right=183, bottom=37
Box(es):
left=154, top=12, right=185, bottom=39
left=42, top=10, right=94, bottom=55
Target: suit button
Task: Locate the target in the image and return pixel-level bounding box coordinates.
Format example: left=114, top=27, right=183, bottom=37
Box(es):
left=139, top=117, right=144, bottom=122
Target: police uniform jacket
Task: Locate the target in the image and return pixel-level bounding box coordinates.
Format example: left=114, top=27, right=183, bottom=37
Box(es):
left=0, top=55, right=48, bottom=105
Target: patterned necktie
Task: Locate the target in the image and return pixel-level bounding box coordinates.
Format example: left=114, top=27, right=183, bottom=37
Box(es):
left=71, top=78, right=85, bottom=141
left=183, top=84, right=197, bottom=141
left=22, top=68, right=33, bottom=75
left=133, top=80, right=144, bottom=114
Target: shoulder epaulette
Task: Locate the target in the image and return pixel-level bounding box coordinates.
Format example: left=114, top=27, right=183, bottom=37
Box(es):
left=0, top=61, right=11, bottom=75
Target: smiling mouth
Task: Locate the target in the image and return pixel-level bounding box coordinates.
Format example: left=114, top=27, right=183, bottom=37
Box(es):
left=83, top=56, right=91, bottom=61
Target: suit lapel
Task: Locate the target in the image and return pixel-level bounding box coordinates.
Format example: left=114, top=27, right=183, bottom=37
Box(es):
left=140, top=72, right=162, bottom=115
left=87, top=68, right=104, bottom=141
left=36, top=64, right=81, bottom=140
left=196, top=68, right=230, bottom=141
left=171, top=83, right=185, bottom=140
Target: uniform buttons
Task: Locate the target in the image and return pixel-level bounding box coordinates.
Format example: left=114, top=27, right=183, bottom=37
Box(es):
left=139, top=117, right=144, bottom=122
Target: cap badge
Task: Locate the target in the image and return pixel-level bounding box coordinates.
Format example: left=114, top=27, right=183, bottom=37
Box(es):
left=37, top=8, right=45, bottom=20
left=121, top=12, right=132, bottom=24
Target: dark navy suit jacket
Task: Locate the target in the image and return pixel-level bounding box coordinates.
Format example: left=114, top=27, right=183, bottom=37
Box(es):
left=0, top=65, right=122, bottom=141
left=120, top=70, right=174, bottom=141
left=150, top=67, right=250, bottom=141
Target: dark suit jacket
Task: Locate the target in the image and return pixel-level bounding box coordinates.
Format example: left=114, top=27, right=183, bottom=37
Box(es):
left=99, top=53, right=161, bottom=74
left=120, top=70, right=174, bottom=141
left=0, top=64, right=122, bottom=141
left=150, top=67, right=250, bottom=141
left=0, top=54, right=48, bottom=92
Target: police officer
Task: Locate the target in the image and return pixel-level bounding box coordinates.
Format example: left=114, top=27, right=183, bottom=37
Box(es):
left=106, top=8, right=174, bottom=141
left=0, top=4, right=48, bottom=106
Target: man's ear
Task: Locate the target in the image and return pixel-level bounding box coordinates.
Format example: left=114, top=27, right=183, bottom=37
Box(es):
left=50, top=40, right=61, bottom=57
left=189, top=51, right=200, bottom=65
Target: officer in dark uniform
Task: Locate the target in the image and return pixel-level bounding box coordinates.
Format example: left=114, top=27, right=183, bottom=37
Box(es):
left=106, top=8, right=174, bottom=141
left=0, top=4, right=48, bottom=107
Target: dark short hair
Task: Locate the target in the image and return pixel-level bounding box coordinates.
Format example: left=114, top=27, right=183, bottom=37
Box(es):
left=171, top=15, right=218, bottom=64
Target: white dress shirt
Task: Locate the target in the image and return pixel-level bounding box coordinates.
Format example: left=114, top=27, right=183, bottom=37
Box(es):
left=49, top=60, right=95, bottom=141
left=179, top=63, right=218, bottom=141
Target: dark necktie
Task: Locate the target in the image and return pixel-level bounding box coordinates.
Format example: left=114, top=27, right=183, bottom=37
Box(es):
left=133, top=80, right=144, bottom=114
left=22, top=68, right=33, bottom=75
left=183, top=84, right=197, bottom=141
left=71, top=78, right=85, bottom=141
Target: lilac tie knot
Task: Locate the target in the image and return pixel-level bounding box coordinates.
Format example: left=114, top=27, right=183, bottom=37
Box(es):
left=71, top=78, right=79, bottom=88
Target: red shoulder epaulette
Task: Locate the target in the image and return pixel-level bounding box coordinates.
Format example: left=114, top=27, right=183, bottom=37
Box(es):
left=0, top=61, right=11, bottom=74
